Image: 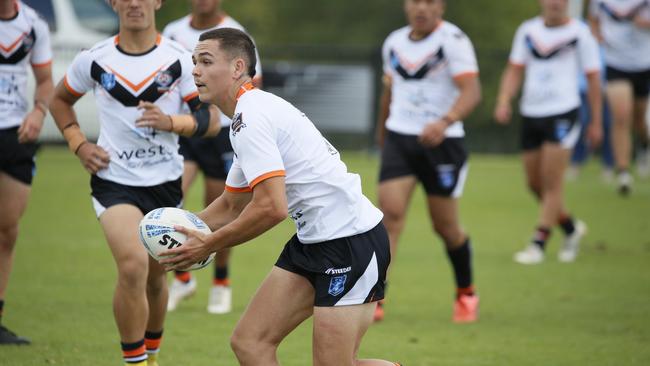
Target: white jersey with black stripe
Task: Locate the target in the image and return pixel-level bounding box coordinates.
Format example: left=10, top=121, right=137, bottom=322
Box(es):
left=590, top=0, right=650, bottom=71
left=509, top=17, right=601, bottom=117
left=225, top=86, right=383, bottom=244
left=64, top=35, right=199, bottom=186
left=381, top=22, right=479, bottom=137
left=0, top=1, right=52, bottom=129
left=162, top=14, right=263, bottom=127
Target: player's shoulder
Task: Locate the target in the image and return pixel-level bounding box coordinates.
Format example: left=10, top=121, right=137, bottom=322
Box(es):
left=159, top=35, right=192, bottom=57
left=162, top=15, right=191, bottom=36
left=219, top=15, right=246, bottom=32
left=520, top=16, right=543, bottom=30
left=82, top=37, right=116, bottom=57
left=17, top=1, right=46, bottom=26
left=438, top=21, right=472, bottom=43
left=384, top=26, right=411, bottom=44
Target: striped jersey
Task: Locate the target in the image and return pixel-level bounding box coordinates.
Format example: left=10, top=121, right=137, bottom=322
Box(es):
left=225, top=86, right=383, bottom=244
left=590, top=0, right=650, bottom=71
left=381, top=22, right=479, bottom=137
left=162, top=14, right=262, bottom=127
left=509, top=17, right=601, bottom=117
left=0, top=0, right=51, bottom=129
left=64, top=35, right=199, bottom=186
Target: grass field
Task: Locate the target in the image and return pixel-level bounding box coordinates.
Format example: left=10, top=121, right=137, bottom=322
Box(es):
left=2, top=146, right=649, bottom=365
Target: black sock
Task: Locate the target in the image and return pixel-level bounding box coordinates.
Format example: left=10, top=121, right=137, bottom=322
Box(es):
left=214, top=266, right=228, bottom=282
left=0, top=299, right=4, bottom=324
left=445, top=238, right=473, bottom=290
left=533, top=227, right=551, bottom=250
left=558, top=215, right=576, bottom=236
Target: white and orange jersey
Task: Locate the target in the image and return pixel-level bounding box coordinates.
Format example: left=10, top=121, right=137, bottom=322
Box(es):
left=163, top=14, right=262, bottom=127
left=0, top=0, right=51, bottom=129
left=509, top=17, right=601, bottom=117
left=64, top=35, right=199, bottom=186
left=590, top=0, right=650, bottom=71
left=225, top=85, right=383, bottom=244
left=382, top=22, right=479, bottom=137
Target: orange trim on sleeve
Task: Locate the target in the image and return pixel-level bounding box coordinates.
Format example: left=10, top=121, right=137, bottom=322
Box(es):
left=63, top=76, right=84, bottom=97
left=225, top=185, right=253, bottom=193
left=183, top=91, right=199, bottom=102
left=508, top=61, right=525, bottom=68
left=452, top=71, right=479, bottom=82
left=250, top=170, right=286, bottom=188
left=31, top=60, right=52, bottom=68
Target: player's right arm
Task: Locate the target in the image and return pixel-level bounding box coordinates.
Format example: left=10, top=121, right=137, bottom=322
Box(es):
left=49, top=50, right=110, bottom=174
left=494, top=23, right=527, bottom=125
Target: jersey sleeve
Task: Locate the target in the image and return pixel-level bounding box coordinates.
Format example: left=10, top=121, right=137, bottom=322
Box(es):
left=445, top=29, right=479, bottom=80
left=30, top=16, right=52, bottom=67
left=229, top=106, right=285, bottom=189
left=578, top=25, right=601, bottom=74
left=508, top=23, right=528, bottom=67
left=225, top=156, right=253, bottom=192
left=178, top=50, right=199, bottom=105
left=63, top=50, right=94, bottom=97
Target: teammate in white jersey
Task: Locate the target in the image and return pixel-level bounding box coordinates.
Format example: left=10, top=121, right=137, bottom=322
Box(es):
left=160, top=28, right=400, bottom=366
left=48, top=1, right=220, bottom=365
left=0, top=0, right=52, bottom=345
left=494, top=0, right=602, bottom=265
left=162, top=0, right=263, bottom=315
left=589, top=0, right=650, bottom=193
left=375, top=0, right=481, bottom=323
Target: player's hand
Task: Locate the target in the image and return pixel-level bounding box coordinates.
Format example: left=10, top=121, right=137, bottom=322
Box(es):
left=159, top=225, right=214, bottom=271
left=493, top=102, right=512, bottom=125
left=135, top=101, right=173, bottom=131
left=418, top=121, right=447, bottom=147
left=17, top=110, right=44, bottom=143
left=587, top=122, right=603, bottom=148
left=76, top=142, right=110, bottom=174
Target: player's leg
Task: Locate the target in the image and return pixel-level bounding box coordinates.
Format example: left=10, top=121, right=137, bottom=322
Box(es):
left=100, top=204, right=150, bottom=365
left=313, top=303, right=399, bottom=366
left=230, top=266, right=314, bottom=365
left=606, top=80, right=635, bottom=194
left=633, top=95, right=650, bottom=177
left=0, top=173, right=31, bottom=345
left=144, top=256, right=167, bottom=365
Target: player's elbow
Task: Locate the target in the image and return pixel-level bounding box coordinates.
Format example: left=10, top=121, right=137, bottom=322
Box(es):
left=266, top=205, right=288, bottom=225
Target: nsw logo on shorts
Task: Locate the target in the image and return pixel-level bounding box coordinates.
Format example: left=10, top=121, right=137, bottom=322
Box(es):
left=555, top=119, right=571, bottom=140
left=437, top=164, right=456, bottom=189
left=328, top=275, right=347, bottom=297
left=101, top=72, right=116, bottom=91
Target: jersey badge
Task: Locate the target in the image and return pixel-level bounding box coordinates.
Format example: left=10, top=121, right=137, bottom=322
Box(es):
left=328, top=275, right=347, bottom=297
left=231, top=112, right=246, bottom=136
left=437, top=164, right=456, bottom=189
left=22, top=33, right=34, bottom=53
left=101, top=72, right=116, bottom=91
left=155, top=70, right=174, bottom=92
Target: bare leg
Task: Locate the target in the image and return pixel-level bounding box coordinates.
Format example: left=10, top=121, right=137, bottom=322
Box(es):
left=0, top=174, right=30, bottom=302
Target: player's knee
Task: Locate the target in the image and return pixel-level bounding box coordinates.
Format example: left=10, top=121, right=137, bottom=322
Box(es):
left=434, top=224, right=463, bottom=247
left=230, top=330, right=275, bottom=360
left=0, top=224, right=19, bottom=249
left=116, top=258, right=148, bottom=290
left=526, top=180, right=542, bottom=198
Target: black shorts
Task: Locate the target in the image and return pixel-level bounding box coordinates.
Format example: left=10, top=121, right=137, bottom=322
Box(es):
left=275, top=223, right=390, bottom=307
left=178, top=126, right=233, bottom=179
left=90, top=175, right=183, bottom=217
left=0, top=127, right=39, bottom=185
left=606, top=66, right=650, bottom=98
left=521, top=108, right=580, bottom=151
left=379, top=131, right=468, bottom=197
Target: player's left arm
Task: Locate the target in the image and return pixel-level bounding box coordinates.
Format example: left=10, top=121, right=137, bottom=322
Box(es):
left=160, top=176, right=288, bottom=270
left=18, top=63, right=53, bottom=143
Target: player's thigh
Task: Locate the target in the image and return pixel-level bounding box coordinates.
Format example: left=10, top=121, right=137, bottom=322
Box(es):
left=633, top=97, right=649, bottom=134
left=0, top=173, right=31, bottom=229
left=181, top=161, right=199, bottom=194
left=312, top=302, right=376, bottom=366
left=377, top=176, right=417, bottom=220
left=540, top=143, right=571, bottom=189
left=233, top=266, right=314, bottom=346
left=99, top=204, right=149, bottom=273
left=606, top=81, right=634, bottom=122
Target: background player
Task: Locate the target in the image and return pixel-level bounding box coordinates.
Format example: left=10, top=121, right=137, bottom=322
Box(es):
left=49, top=0, right=219, bottom=364
left=160, top=28, right=400, bottom=366
left=494, top=0, right=602, bottom=264
left=375, top=0, right=482, bottom=323
left=0, top=0, right=52, bottom=345
left=589, top=0, right=650, bottom=194
left=162, top=0, right=263, bottom=315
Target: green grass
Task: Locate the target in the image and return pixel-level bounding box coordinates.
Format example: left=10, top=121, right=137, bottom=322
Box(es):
left=2, top=146, right=649, bottom=365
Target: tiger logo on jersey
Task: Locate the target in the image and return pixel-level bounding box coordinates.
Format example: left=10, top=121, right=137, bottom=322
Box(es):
left=154, top=70, right=174, bottom=92
left=231, top=112, right=246, bottom=136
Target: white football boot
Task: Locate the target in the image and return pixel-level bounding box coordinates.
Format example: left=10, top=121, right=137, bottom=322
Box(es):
left=207, top=285, right=232, bottom=314
left=514, top=243, right=545, bottom=265
left=558, top=220, right=587, bottom=263
left=167, top=278, right=196, bottom=311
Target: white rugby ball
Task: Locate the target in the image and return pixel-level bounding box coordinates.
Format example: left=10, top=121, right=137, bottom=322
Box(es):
left=138, top=207, right=215, bottom=271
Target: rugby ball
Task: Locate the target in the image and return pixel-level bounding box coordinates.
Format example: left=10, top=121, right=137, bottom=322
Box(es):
left=138, top=207, right=215, bottom=271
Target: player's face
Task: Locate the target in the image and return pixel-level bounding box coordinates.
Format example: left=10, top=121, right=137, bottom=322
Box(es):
left=192, top=40, right=236, bottom=104
left=404, top=0, right=445, bottom=34
left=191, top=0, right=221, bottom=16
left=540, top=0, right=568, bottom=20
left=111, top=0, right=161, bottom=31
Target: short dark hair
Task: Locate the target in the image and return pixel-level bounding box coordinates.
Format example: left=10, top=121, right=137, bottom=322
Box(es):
left=199, top=28, right=257, bottom=78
